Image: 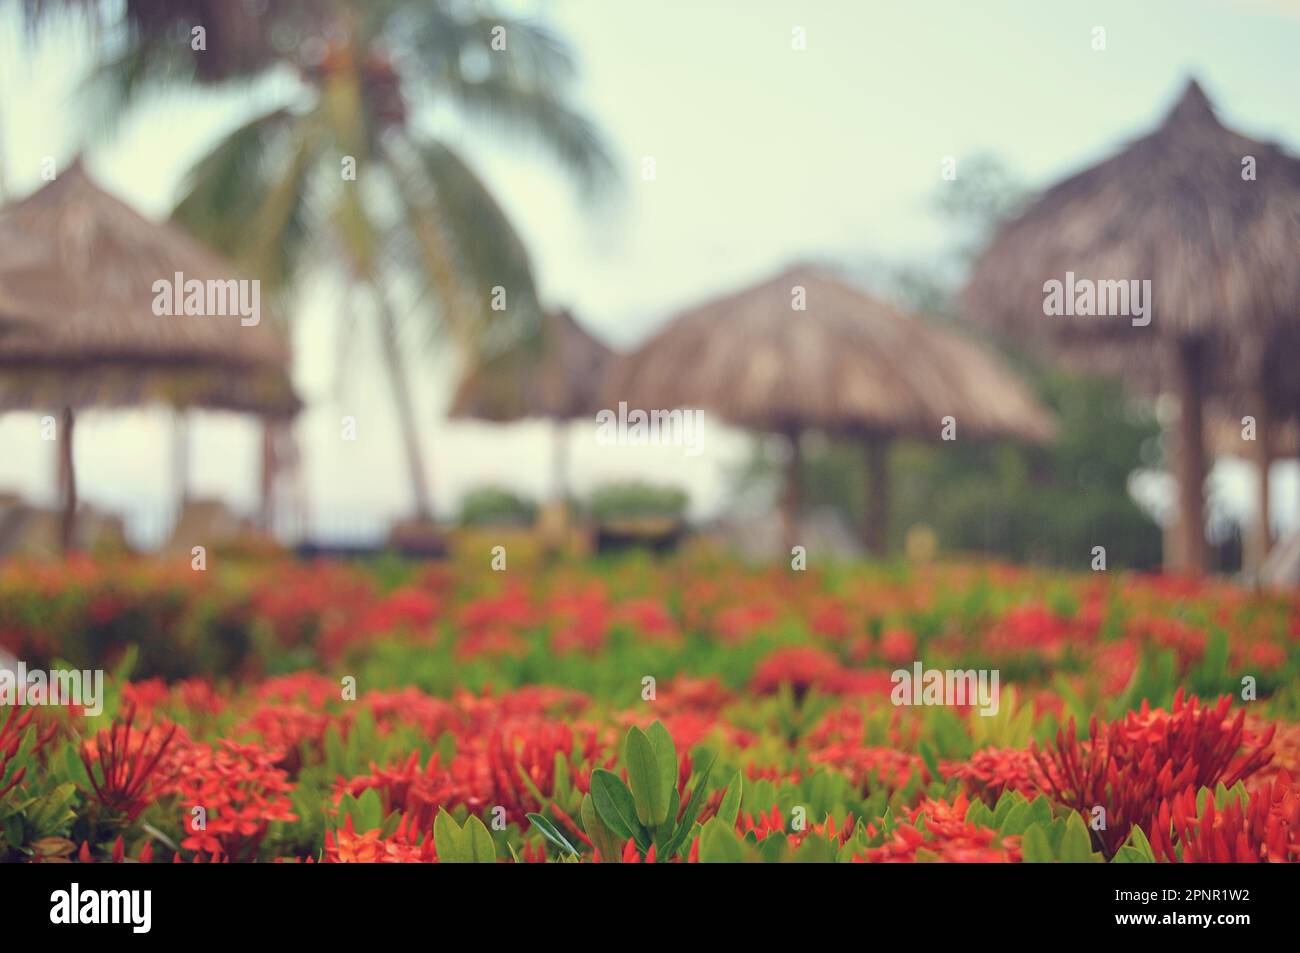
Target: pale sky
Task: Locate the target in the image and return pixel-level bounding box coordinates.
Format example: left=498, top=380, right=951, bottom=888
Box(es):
left=1, top=0, right=1297, bottom=544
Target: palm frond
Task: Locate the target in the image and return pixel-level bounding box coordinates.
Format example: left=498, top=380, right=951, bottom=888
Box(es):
left=402, top=9, right=576, bottom=88
left=383, top=134, right=542, bottom=357
left=172, top=106, right=323, bottom=294
left=435, top=73, right=617, bottom=198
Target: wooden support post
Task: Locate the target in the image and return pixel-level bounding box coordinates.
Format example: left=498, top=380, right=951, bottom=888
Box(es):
left=1170, top=340, right=1207, bottom=574
left=58, top=406, right=76, bottom=554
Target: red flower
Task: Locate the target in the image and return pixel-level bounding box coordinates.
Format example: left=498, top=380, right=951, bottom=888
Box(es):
left=859, top=795, right=1021, bottom=863
left=750, top=646, right=841, bottom=696
left=1031, top=692, right=1275, bottom=858
left=80, top=707, right=178, bottom=822
left=948, top=747, right=1048, bottom=804
left=161, top=738, right=297, bottom=859
left=1152, top=771, right=1300, bottom=863
left=324, top=815, right=437, bottom=863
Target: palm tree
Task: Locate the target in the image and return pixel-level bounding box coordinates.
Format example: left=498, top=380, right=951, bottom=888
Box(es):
left=12, top=0, right=615, bottom=523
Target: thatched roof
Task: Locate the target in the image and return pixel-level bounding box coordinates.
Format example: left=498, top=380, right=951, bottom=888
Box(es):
left=963, top=79, right=1300, bottom=344
left=449, top=309, right=612, bottom=422
left=0, top=364, right=301, bottom=419
left=0, top=161, right=291, bottom=370
left=604, top=266, right=1055, bottom=443
left=0, top=162, right=299, bottom=418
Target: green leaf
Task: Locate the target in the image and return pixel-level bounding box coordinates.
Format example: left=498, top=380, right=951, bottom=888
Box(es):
left=24, top=783, right=78, bottom=836
left=964, top=799, right=995, bottom=828
left=1113, top=845, right=1153, bottom=863
left=624, top=726, right=667, bottom=826
left=1119, top=824, right=1156, bottom=863
left=354, top=788, right=383, bottom=832
left=761, top=835, right=791, bottom=863
left=1024, top=796, right=1053, bottom=830
left=463, top=815, right=497, bottom=863
left=646, top=721, right=678, bottom=812
left=992, top=790, right=1020, bottom=826
left=698, top=818, right=744, bottom=863
left=666, top=750, right=717, bottom=857
left=581, top=793, right=621, bottom=863
left=434, top=808, right=468, bottom=863
left=1020, top=823, right=1054, bottom=863
left=918, top=740, right=941, bottom=781
left=526, top=813, right=576, bottom=858
left=716, top=770, right=743, bottom=829
left=653, top=788, right=680, bottom=860
left=1000, top=800, right=1031, bottom=836
left=590, top=769, right=644, bottom=848
left=791, top=836, right=836, bottom=863
left=1059, top=811, right=1097, bottom=863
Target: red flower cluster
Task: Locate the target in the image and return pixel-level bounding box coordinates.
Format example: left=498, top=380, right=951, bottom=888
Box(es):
left=79, top=708, right=178, bottom=822
left=161, top=738, right=297, bottom=859
left=324, top=815, right=437, bottom=863
left=948, top=747, right=1048, bottom=804
left=1032, top=691, right=1275, bottom=857
left=1151, top=771, right=1300, bottom=863
left=750, top=646, right=894, bottom=700
left=859, top=795, right=1022, bottom=863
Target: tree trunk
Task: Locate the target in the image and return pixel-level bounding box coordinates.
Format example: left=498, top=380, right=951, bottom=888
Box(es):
left=862, top=434, right=890, bottom=557
left=373, top=282, right=434, bottom=522
left=781, top=429, right=802, bottom=555
left=1170, top=339, right=1207, bottom=574
left=58, top=406, right=76, bottom=554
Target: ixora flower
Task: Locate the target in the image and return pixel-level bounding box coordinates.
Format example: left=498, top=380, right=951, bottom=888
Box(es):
left=948, top=747, right=1048, bottom=804
left=79, top=708, right=179, bottom=823
left=3, top=554, right=1298, bottom=864
left=324, top=815, right=437, bottom=863
left=1151, top=771, right=1300, bottom=863
left=858, top=795, right=1022, bottom=863
left=1032, top=691, right=1275, bottom=858
left=161, top=738, right=297, bottom=860
left=739, top=806, right=857, bottom=851
left=750, top=646, right=842, bottom=696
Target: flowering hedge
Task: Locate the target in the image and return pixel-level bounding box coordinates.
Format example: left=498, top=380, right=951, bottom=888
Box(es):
left=1, top=551, right=1297, bottom=862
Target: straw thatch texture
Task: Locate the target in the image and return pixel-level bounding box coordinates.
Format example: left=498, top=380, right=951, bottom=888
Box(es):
left=449, top=309, right=612, bottom=422
left=605, top=266, right=1054, bottom=443
left=963, top=80, right=1300, bottom=344
left=0, top=161, right=290, bottom=370
left=0, top=364, right=301, bottom=419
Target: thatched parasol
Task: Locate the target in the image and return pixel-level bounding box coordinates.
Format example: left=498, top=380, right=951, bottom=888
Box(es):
left=0, top=162, right=300, bottom=549
left=963, top=79, right=1300, bottom=574
left=0, top=161, right=290, bottom=369
left=449, top=308, right=612, bottom=502
left=605, top=265, right=1055, bottom=554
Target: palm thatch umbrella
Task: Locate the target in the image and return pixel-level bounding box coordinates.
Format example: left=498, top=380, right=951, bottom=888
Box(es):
left=963, top=79, right=1300, bottom=574
left=0, top=162, right=299, bottom=549
left=449, top=309, right=612, bottom=502
left=605, top=265, right=1055, bottom=554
